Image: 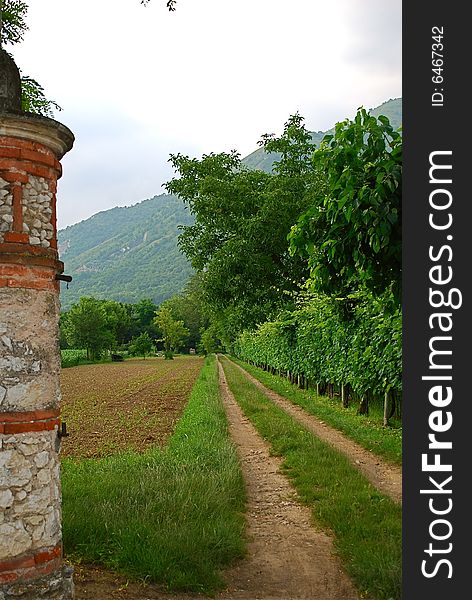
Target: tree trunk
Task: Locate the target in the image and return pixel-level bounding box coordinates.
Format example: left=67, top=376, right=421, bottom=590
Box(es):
left=342, top=384, right=349, bottom=408
left=383, top=389, right=396, bottom=426
left=358, top=396, right=369, bottom=415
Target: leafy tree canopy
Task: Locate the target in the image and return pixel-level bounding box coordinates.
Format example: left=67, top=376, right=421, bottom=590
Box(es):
left=165, top=114, right=324, bottom=333
left=0, top=0, right=27, bottom=46
left=61, top=297, right=114, bottom=360
left=154, top=306, right=189, bottom=353
left=129, top=331, right=154, bottom=358
left=160, top=274, right=208, bottom=351
left=289, top=109, right=402, bottom=301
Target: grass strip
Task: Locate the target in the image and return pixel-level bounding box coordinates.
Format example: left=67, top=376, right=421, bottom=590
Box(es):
left=62, top=355, right=246, bottom=594
left=231, top=356, right=402, bottom=465
left=222, top=356, right=401, bottom=600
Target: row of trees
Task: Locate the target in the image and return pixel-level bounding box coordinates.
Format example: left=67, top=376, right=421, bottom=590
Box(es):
left=60, top=276, right=208, bottom=359
left=166, top=108, right=402, bottom=421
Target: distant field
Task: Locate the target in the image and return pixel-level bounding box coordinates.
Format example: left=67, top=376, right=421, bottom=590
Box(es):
left=62, top=356, right=246, bottom=592
left=60, top=356, right=204, bottom=458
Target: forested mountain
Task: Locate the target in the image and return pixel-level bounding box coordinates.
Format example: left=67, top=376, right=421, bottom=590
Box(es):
left=242, top=98, right=402, bottom=172
left=58, top=98, right=402, bottom=310
left=58, top=195, right=194, bottom=309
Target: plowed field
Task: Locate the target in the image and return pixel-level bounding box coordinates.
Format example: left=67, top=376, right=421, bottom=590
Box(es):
left=60, top=356, right=204, bottom=458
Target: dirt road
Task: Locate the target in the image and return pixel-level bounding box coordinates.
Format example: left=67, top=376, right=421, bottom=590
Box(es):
left=73, top=358, right=361, bottom=599
left=229, top=359, right=402, bottom=505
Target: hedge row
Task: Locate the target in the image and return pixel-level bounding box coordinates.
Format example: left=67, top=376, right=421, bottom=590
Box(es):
left=234, top=293, right=401, bottom=416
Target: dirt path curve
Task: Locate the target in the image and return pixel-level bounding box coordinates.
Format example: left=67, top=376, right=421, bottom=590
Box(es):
left=228, top=358, right=402, bottom=505
left=216, top=358, right=360, bottom=600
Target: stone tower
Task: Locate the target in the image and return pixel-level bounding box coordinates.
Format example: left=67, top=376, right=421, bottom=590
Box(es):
left=0, top=49, right=75, bottom=599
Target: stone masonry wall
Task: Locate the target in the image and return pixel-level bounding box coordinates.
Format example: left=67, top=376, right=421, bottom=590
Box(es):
left=0, top=430, right=61, bottom=560
left=22, top=176, right=54, bottom=249
left=0, top=288, right=61, bottom=413
left=0, top=288, right=70, bottom=597
left=0, top=177, right=13, bottom=244
left=1, top=113, right=74, bottom=598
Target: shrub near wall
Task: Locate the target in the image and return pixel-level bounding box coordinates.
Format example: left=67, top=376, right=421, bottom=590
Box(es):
left=234, top=292, right=402, bottom=418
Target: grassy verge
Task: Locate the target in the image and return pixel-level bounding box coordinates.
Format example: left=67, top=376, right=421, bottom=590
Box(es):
left=221, top=356, right=401, bottom=600
left=62, top=355, right=246, bottom=593
left=231, top=357, right=402, bottom=465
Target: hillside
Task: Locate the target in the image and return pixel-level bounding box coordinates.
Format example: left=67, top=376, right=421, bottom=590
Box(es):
left=58, top=98, right=402, bottom=309
left=242, top=97, right=402, bottom=172
left=58, top=194, right=194, bottom=309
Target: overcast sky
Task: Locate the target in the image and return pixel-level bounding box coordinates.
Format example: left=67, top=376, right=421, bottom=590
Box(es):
left=13, top=0, right=401, bottom=229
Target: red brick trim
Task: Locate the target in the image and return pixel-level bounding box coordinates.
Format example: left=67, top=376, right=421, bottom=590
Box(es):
left=0, top=409, right=60, bottom=423
left=3, top=232, right=29, bottom=244
left=0, top=171, right=28, bottom=184
left=0, top=136, right=58, bottom=156
left=0, top=263, right=60, bottom=292
left=0, top=544, right=62, bottom=583
left=1, top=419, right=60, bottom=434
left=0, top=158, right=59, bottom=180
left=34, top=545, right=62, bottom=565
left=0, top=409, right=60, bottom=434
left=0, top=243, right=61, bottom=264
left=19, top=148, right=61, bottom=171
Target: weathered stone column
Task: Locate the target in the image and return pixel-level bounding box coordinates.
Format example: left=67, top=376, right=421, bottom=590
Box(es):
left=1, top=49, right=74, bottom=599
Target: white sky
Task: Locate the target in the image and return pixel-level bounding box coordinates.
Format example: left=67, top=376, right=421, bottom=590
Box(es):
left=13, top=0, right=401, bottom=228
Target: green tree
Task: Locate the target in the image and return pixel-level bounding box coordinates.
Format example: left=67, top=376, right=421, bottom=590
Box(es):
left=165, top=115, right=322, bottom=336
left=131, top=298, right=159, bottom=337
left=289, top=109, right=402, bottom=300
left=199, top=323, right=222, bottom=355
left=100, top=300, right=132, bottom=348
left=62, top=297, right=114, bottom=360
left=129, top=331, right=154, bottom=359
left=154, top=307, right=189, bottom=353
left=160, top=274, right=208, bottom=351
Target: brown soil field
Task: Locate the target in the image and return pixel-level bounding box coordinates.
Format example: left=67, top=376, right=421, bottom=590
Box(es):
left=60, top=356, right=204, bottom=459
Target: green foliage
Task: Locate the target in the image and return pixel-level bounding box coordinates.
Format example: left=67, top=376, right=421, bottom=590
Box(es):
left=61, top=297, right=114, bottom=361
left=61, top=348, right=88, bottom=369
left=235, top=290, right=401, bottom=398
left=0, top=1, right=28, bottom=47
left=242, top=98, right=402, bottom=174
left=101, top=299, right=132, bottom=346
left=154, top=306, right=189, bottom=353
left=160, top=274, right=208, bottom=351
left=289, top=108, right=402, bottom=300
left=199, top=323, right=223, bottom=355
left=129, top=332, right=154, bottom=359
left=20, top=75, right=61, bottom=117
left=165, top=114, right=324, bottom=333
